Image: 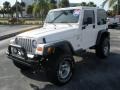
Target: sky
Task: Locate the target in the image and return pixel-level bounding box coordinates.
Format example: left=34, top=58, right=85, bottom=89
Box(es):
left=0, top=0, right=108, bottom=10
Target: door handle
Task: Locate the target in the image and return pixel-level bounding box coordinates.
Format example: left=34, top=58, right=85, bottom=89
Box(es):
left=82, top=26, right=86, bottom=29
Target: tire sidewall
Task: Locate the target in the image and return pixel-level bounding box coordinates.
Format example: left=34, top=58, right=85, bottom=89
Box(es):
left=47, top=54, right=75, bottom=85
left=56, top=56, right=73, bottom=84
left=101, top=37, right=110, bottom=57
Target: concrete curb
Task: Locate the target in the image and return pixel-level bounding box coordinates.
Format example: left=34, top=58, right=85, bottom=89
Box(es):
left=0, top=25, right=41, bottom=41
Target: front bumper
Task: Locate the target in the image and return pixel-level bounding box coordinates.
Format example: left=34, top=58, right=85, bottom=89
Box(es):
left=6, top=44, right=43, bottom=68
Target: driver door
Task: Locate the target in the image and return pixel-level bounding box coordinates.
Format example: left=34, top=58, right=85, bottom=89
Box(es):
left=81, top=10, right=96, bottom=49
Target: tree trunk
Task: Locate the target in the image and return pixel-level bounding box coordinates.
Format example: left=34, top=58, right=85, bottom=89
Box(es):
left=20, top=11, right=23, bottom=18
left=118, top=0, right=120, bottom=15
left=3, top=14, right=4, bottom=18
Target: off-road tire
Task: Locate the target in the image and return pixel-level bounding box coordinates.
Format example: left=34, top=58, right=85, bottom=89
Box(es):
left=46, top=54, right=75, bottom=86
left=96, top=37, right=110, bottom=58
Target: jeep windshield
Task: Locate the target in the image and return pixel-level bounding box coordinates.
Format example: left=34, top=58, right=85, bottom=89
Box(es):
left=45, top=9, right=80, bottom=23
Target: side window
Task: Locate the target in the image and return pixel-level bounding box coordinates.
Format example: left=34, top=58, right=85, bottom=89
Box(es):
left=83, top=10, right=95, bottom=25
left=97, top=10, right=107, bottom=25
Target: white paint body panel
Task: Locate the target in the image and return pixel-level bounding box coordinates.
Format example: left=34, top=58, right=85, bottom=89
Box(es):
left=12, top=6, right=107, bottom=55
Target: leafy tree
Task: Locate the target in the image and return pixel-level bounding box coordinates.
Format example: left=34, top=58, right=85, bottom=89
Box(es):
left=49, top=0, right=57, bottom=9
left=80, top=2, right=87, bottom=6
left=102, top=0, right=120, bottom=14
left=107, top=10, right=115, bottom=16
left=88, top=2, right=96, bottom=7
left=0, top=9, right=5, bottom=18
left=27, top=5, right=33, bottom=15
left=33, top=0, right=49, bottom=22
left=60, top=0, right=70, bottom=8
left=12, top=1, right=26, bottom=18
left=12, top=2, right=21, bottom=18
left=79, top=2, right=96, bottom=7
left=50, top=0, right=56, bottom=4
left=3, top=1, right=11, bottom=10
left=113, top=4, right=118, bottom=15
left=9, top=6, right=16, bottom=18
left=20, top=2, right=26, bottom=17
left=21, top=2, right=26, bottom=7
left=3, top=1, right=11, bottom=17
left=102, top=0, right=117, bottom=8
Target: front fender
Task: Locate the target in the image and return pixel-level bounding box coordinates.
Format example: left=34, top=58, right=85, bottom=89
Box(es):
left=96, top=30, right=110, bottom=46
left=43, top=41, right=74, bottom=56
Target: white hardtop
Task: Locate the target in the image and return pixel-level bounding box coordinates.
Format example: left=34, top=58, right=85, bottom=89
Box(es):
left=49, top=6, right=100, bottom=12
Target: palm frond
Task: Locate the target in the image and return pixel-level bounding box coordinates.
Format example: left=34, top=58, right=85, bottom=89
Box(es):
left=102, top=0, right=109, bottom=7
left=102, top=0, right=117, bottom=8
left=109, top=0, right=117, bottom=7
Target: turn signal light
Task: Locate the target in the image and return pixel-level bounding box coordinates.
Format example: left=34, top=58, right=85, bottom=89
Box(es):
left=47, top=47, right=55, bottom=54
left=37, top=47, right=43, bottom=51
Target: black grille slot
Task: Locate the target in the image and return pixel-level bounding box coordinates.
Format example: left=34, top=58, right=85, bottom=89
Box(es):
left=16, top=38, right=33, bottom=54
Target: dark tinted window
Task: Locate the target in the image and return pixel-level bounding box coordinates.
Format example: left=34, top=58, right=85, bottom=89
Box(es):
left=97, top=9, right=107, bottom=25
left=83, top=10, right=95, bottom=25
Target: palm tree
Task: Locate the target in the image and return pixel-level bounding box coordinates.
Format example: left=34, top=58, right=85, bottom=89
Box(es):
left=33, top=0, right=49, bottom=22
left=13, top=1, right=21, bottom=18
left=0, top=9, right=5, bottom=18
left=3, top=1, right=11, bottom=18
left=20, top=2, right=26, bottom=17
left=102, top=0, right=120, bottom=14
left=102, top=0, right=117, bottom=8
left=27, top=5, right=33, bottom=15
left=8, top=5, right=18, bottom=18
left=12, top=1, right=26, bottom=18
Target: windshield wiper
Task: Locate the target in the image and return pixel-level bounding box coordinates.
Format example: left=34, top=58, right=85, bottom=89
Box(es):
left=48, top=11, right=67, bottom=23
left=59, top=21, right=73, bottom=26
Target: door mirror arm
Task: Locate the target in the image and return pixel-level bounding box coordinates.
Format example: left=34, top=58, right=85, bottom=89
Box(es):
left=82, top=24, right=87, bottom=29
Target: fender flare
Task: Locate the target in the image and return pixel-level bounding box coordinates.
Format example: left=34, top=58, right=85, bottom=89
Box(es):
left=96, top=29, right=110, bottom=46
left=44, top=41, right=74, bottom=56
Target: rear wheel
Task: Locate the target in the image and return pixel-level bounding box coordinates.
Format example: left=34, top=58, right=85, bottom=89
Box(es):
left=46, top=54, right=75, bottom=85
left=96, top=37, right=110, bottom=58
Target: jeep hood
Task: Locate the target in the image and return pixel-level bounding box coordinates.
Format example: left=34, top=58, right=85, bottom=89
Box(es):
left=17, top=24, right=78, bottom=43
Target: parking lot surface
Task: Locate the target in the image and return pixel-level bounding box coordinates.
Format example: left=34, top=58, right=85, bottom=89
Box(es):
left=0, top=29, right=120, bottom=90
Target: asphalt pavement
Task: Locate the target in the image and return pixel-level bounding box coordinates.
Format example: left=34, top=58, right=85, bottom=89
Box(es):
left=0, top=25, right=40, bottom=40
left=0, top=29, right=120, bottom=90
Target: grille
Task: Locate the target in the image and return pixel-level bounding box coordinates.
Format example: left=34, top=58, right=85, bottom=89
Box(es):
left=16, top=37, right=34, bottom=54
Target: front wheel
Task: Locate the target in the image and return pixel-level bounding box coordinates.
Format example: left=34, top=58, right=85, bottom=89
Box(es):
left=46, top=54, right=75, bottom=85
left=96, top=37, right=110, bottom=58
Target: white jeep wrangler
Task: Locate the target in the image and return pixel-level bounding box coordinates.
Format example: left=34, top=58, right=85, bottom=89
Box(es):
left=7, top=6, right=110, bottom=85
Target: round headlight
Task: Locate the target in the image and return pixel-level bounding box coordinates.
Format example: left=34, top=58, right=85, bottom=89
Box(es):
left=32, top=40, right=37, bottom=48
left=15, top=38, right=18, bottom=44
left=13, top=48, right=18, bottom=54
